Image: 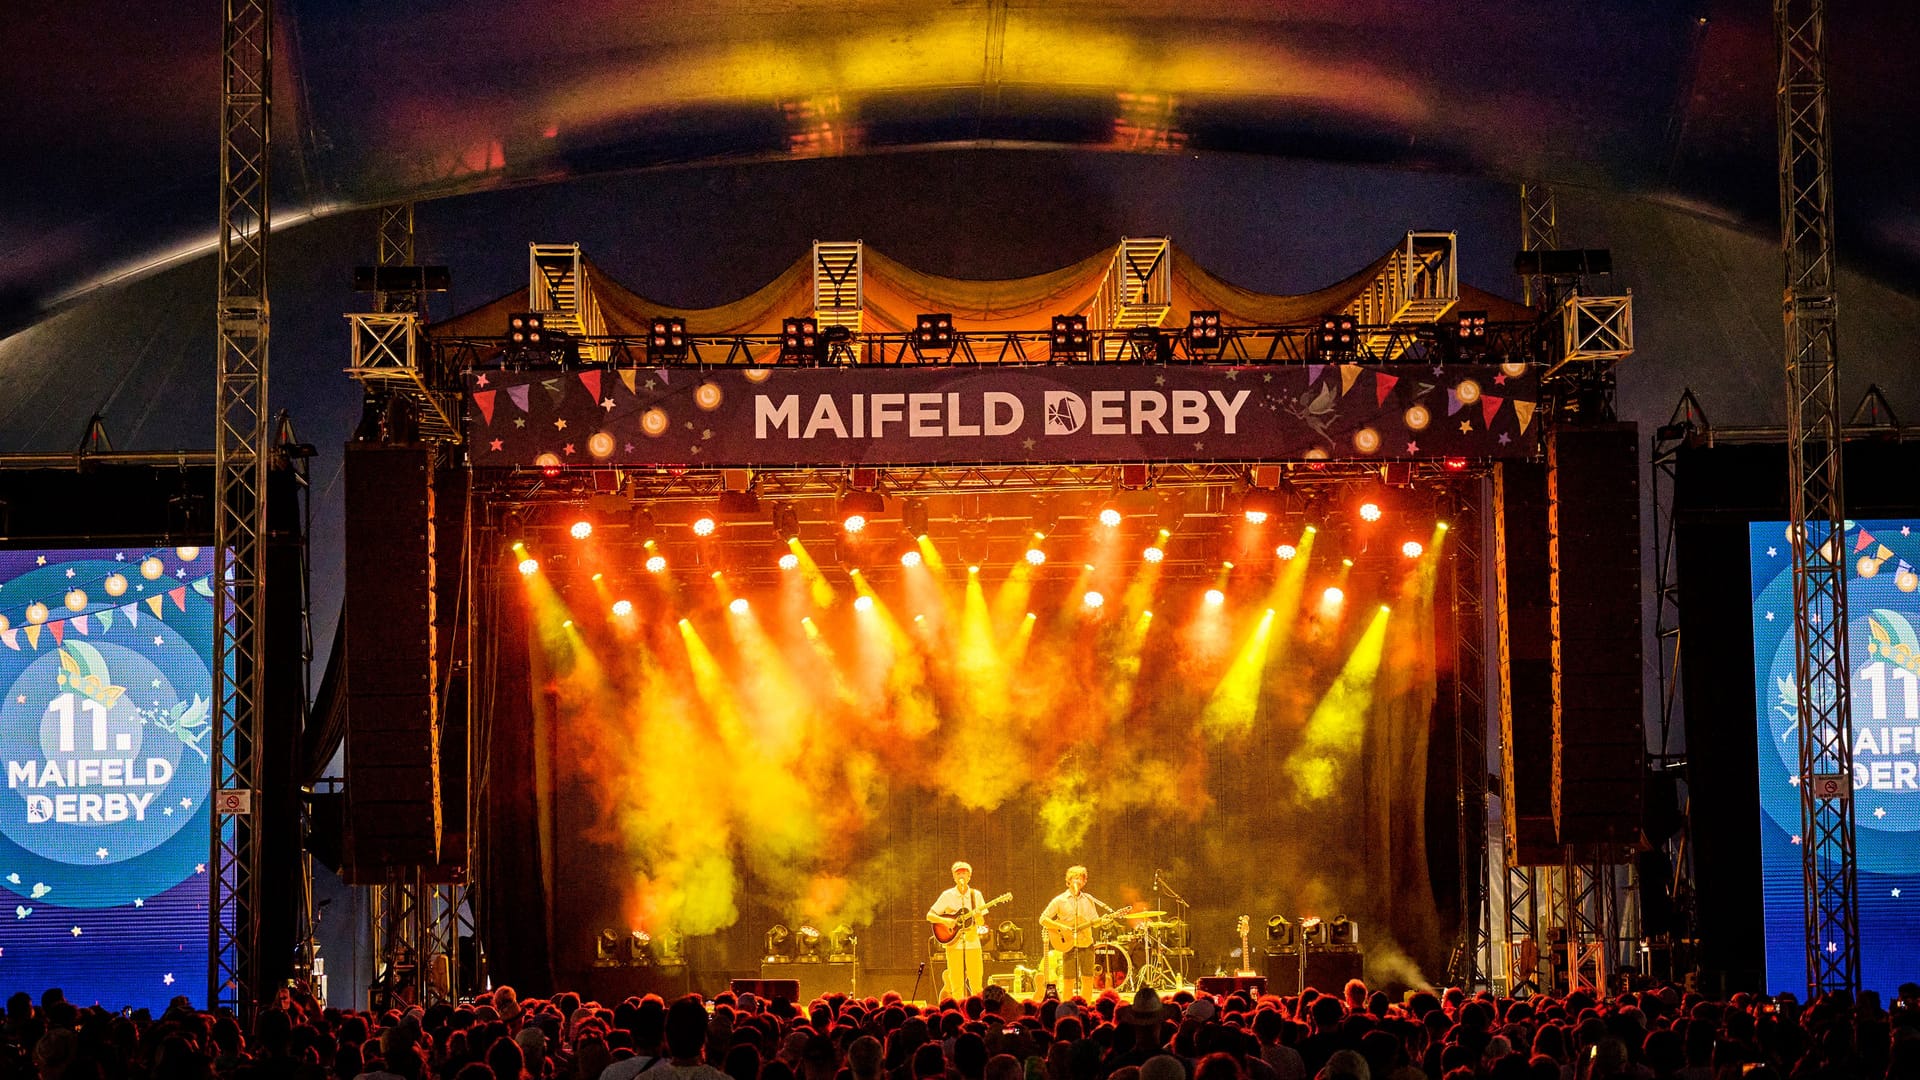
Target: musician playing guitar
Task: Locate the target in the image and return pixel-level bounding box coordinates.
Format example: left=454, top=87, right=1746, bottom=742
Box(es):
left=927, top=861, right=988, bottom=999
left=1039, top=865, right=1107, bottom=1000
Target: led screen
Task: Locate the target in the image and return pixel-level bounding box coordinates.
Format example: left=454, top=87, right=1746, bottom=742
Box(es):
left=1751, top=521, right=1920, bottom=995
left=0, top=548, right=215, bottom=1008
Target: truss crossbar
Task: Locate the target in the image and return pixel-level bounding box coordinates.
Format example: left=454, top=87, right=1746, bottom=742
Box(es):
left=1448, top=477, right=1492, bottom=990
left=1520, top=185, right=1559, bottom=310
left=529, top=244, right=610, bottom=363
left=812, top=241, right=864, bottom=332
left=1093, top=238, right=1172, bottom=358
left=1776, top=0, right=1859, bottom=994
left=349, top=313, right=459, bottom=441
left=1345, top=232, right=1458, bottom=357
left=213, top=0, right=272, bottom=1015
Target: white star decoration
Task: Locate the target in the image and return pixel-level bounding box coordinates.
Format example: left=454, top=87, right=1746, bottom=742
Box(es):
left=1875, top=807, right=1887, bottom=818
left=175, top=568, right=186, bottom=578
left=1893, top=889, right=1902, bottom=898
left=1766, top=612, right=1776, bottom=621
left=1906, top=527, right=1913, bottom=537
left=35, top=557, right=45, bottom=566
left=1791, top=834, right=1803, bottom=844
left=133, top=898, right=144, bottom=908
left=70, top=926, right=81, bottom=937
left=181, top=797, right=192, bottom=808
left=1826, top=941, right=1838, bottom=954
left=115, top=554, right=124, bottom=561
left=95, top=848, right=108, bottom=859
left=1768, top=547, right=1778, bottom=557
left=601, top=398, right=616, bottom=412
left=163, top=973, right=174, bottom=986
left=153, top=636, right=164, bottom=646
left=65, top=569, right=75, bottom=579
left=194, top=863, right=206, bottom=874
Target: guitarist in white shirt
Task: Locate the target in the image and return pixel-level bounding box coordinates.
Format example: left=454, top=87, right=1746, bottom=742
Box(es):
left=1038, top=865, right=1104, bottom=1000
left=926, top=861, right=987, bottom=999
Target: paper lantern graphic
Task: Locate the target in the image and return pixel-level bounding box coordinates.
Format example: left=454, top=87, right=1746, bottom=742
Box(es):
left=1501, top=362, right=1527, bottom=378
left=588, top=432, right=616, bottom=458
left=176, top=547, right=200, bottom=561
left=1404, top=404, right=1431, bottom=431
left=1353, top=428, right=1381, bottom=454
left=1859, top=557, right=1882, bottom=578
left=535, top=453, right=561, bottom=468
left=1899, top=570, right=1920, bottom=593
left=104, top=573, right=128, bottom=597
left=641, top=409, right=670, bottom=437
left=26, top=602, right=49, bottom=625
left=1454, top=379, right=1482, bottom=405
left=64, top=590, right=88, bottom=612
left=743, top=368, right=773, bottom=384
left=140, top=557, right=165, bottom=580
left=694, top=382, right=724, bottom=410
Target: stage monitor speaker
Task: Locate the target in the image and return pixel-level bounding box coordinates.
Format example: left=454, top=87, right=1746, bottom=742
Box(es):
left=1196, top=976, right=1267, bottom=998
left=344, top=444, right=441, bottom=876
left=734, top=977, right=801, bottom=1002
left=1262, top=951, right=1302, bottom=995
left=1497, top=461, right=1559, bottom=864
left=1301, top=949, right=1365, bottom=994
left=1548, top=425, right=1645, bottom=847
left=758, top=962, right=855, bottom=1003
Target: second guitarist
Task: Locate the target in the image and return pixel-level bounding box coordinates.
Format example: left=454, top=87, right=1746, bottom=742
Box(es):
left=1038, top=864, right=1107, bottom=1000
left=927, top=861, right=987, bottom=999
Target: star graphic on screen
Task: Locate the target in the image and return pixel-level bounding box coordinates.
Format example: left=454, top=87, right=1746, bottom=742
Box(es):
left=152, top=679, right=163, bottom=688
left=563, top=444, right=576, bottom=456
left=34, top=557, right=45, bottom=566
left=1498, top=433, right=1512, bottom=445
left=489, top=440, right=503, bottom=452
left=115, top=553, right=125, bottom=561
left=154, top=636, right=165, bottom=646
left=1768, top=546, right=1778, bottom=557
left=1789, top=776, right=1801, bottom=786
left=1432, top=366, right=1445, bottom=377
left=1791, top=834, right=1803, bottom=844
left=1896, top=889, right=1904, bottom=898
left=601, top=398, right=616, bottom=412
left=181, top=797, right=193, bottom=809
left=1493, top=373, right=1507, bottom=385
left=1459, top=421, right=1473, bottom=434
left=1876, top=807, right=1887, bottom=818
left=195, top=864, right=206, bottom=874
left=1766, top=612, right=1776, bottom=621
left=65, top=568, right=75, bottom=579
left=1826, top=941, right=1838, bottom=954
left=69, top=926, right=81, bottom=937
left=624, top=443, right=635, bottom=453
left=474, top=374, right=489, bottom=387
left=95, top=848, right=108, bottom=859
left=133, top=898, right=144, bottom=908
left=1906, top=527, right=1914, bottom=536
left=163, top=973, right=174, bottom=986
left=1224, top=369, right=1238, bottom=381
left=553, top=418, right=568, bottom=431
left=513, top=418, right=526, bottom=428
left=643, top=379, right=657, bottom=391
left=14, top=696, right=23, bottom=705
left=1021, top=438, right=1036, bottom=450
left=175, top=567, right=186, bottom=578
left=1262, top=373, right=1273, bottom=383
left=1406, top=441, right=1419, bottom=453
left=163, top=807, right=173, bottom=816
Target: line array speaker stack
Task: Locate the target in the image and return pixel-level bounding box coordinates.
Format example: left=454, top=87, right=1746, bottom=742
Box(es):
left=1548, top=425, right=1645, bottom=846
left=1496, top=461, right=1559, bottom=864
left=344, top=444, right=442, bottom=878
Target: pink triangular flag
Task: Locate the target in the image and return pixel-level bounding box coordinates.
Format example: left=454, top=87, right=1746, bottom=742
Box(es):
left=1481, top=395, right=1504, bottom=425
left=507, top=384, right=531, bottom=413
left=1514, top=400, right=1536, bottom=433
left=0, top=628, right=17, bottom=651
left=72, top=615, right=89, bottom=636
left=473, top=390, right=497, bottom=425
left=1375, top=372, right=1398, bottom=406
left=1856, top=529, right=1876, bottom=553
left=170, top=586, right=188, bottom=611
left=49, top=621, right=63, bottom=645
left=578, top=370, right=602, bottom=401
left=123, top=604, right=138, bottom=628
left=1307, top=365, right=1325, bottom=384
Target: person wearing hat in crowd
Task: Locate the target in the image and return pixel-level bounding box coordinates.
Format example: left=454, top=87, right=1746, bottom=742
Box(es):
left=1102, top=989, right=1173, bottom=1077
left=927, top=861, right=989, bottom=1000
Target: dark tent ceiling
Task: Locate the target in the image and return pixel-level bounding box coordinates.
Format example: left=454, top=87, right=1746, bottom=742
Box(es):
left=6, top=0, right=1919, bottom=332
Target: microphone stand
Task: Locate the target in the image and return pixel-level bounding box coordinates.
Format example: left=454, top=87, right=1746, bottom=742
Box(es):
left=1152, top=869, right=1192, bottom=989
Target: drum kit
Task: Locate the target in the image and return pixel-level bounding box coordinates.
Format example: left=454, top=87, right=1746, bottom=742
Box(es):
left=1060, top=869, right=1194, bottom=993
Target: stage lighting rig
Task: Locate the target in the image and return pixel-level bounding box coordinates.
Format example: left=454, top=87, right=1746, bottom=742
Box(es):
left=1454, top=309, right=1487, bottom=343
left=822, top=324, right=856, bottom=365
left=625, top=930, right=655, bottom=966
left=595, top=929, right=622, bottom=966
left=828, top=925, right=859, bottom=962
left=1328, top=915, right=1358, bottom=948
left=1187, top=310, right=1223, bottom=354
left=913, top=313, right=956, bottom=355
left=1239, top=488, right=1283, bottom=525
left=1317, top=313, right=1357, bottom=356
left=840, top=489, right=885, bottom=533
left=1125, top=325, right=1167, bottom=362
left=773, top=503, right=803, bottom=542
left=991, top=922, right=1027, bottom=962
left=1299, top=916, right=1326, bottom=948
left=1264, top=915, right=1294, bottom=951
left=717, top=490, right=761, bottom=517
left=902, top=499, right=930, bottom=539
left=765, top=924, right=794, bottom=962
left=795, top=925, right=825, bottom=962
left=505, top=311, right=576, bottom=366
left=781, top=318, right=821, bottom=364
left=648, top=317, right=689, bottom=359
left=1050, top=314, right=1091, bottom=356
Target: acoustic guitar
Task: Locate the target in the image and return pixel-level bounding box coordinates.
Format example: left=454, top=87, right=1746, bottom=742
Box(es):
left=931, top=891, right=1013, bottom=944
left=1043, top=907, right=1131, bottom=953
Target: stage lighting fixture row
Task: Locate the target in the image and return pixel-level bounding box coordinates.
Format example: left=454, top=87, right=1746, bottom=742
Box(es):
left=840, top=489, right=885, bottom=532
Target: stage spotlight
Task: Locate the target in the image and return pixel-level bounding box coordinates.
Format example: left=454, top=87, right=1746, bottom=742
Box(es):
left=649, top=317, right=689, bottom=359
left=773, top=503, right=802, bottom=542
left=1187, top=310, right=1223, bottom=354
left=570, top=519, right=593, bottom=540
left=778, top=552, right=800, bottom=571
left=612, top=599, right=633, bottom=617
left=692, top=515, right=718, bottom=537
left=1204, top=588, right=1225, bottom=606
left=913, top=313, right=956, bottom=354
left=729, top=597, right=750, bottom=615
left=1317, top=312, right=1357, bottom=355
left=828, top=925, right=860, bottom=962
left=843, top=514, right=868, bottom=534
left=991, top=921, right=1027, bottom=961
left=508, top=311, right=546, bottom=345
left=795, top=925, right=824, bottom=962
left=1024, top=546, right=1047, bottom=566
left=1241, top=488, right=1282, bottom=524
left=1401, top=540, right=1424, bottom=559
left=645, top=554, right=668, bottom=574
left=596, top=928, right=622, bottom=966
left=1454, top=309, right=1487, bottom=342
left=517, top=557, right=539, bottom=576
left=626, top=930, right=655, bottom=967
left=1143, top=544, right=1165, bottom=563
left=840, top=489, right=885, bottom=532
left=781, top=317, right=820, bottom=364
left=1098, top=506, right=1123, bottom=528
left=1358, top=502, right=1383, bottom=523
left=854, top=595, right=875, bottom=613
left=1050, top=314, right=1091, bottom=355
left=1300, top=917, right=1326, bottom=948
left=1321, top=586, right=1345, bottom=609
left=765, top=925, right=794, bottom=962
left=656, top=930, right=686, bottom=967
left=1264, top=915, right=1294, bottom=950
left=900, top=547, right=923, bottom=568
left=1276, top=543, right=1298, bottom=561
left=1083, top=590, right=1105, bottom=609
left=1328, top=915, right=1358, bottom=947
left=902, top=499, right=930, bottom=538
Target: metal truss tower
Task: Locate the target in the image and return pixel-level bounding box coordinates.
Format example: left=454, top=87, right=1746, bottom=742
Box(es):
left=1450, top=477, right=1492, bottom=990
left=212, top=0, right=272, bottom=1013
left=1776, top=0, right=1858, bottom=993
left=1520, top=184, right=1558, bottom=309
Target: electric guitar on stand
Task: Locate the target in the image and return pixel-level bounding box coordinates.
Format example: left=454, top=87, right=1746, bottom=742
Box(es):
left=1236, top=915, right=1258, bottom=977
left=931, top=892, right=1013, bottom=944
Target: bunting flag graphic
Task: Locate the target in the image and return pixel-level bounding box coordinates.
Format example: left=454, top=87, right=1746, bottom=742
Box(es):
left=1514, top=400, right=1537, bottom=433
left=169, top=586, right=187, bottom=612
left=473, top=390, right=497, bottom=425
left=96, top=609, right=113, bottom=633
left=1879, top=545, right=1896, bottom=561
left=1857, top=529, right=1876, bottom=552
left=72, top=615, right=89, bottom=636
left=619, top=369, right=638, bottom=394
left=1481, top=395, right=1504, bottom=425
left=1447, top=389, right=1465, bottom=415
left=507, top=384, right=531, bottom=413
left=540, top=377, right=564, bottom=403
left=1339, top=365, right=1363, bottom=395
left=24, top=626, right=39, bottom=650
left=1307, top=365, right=1325, bottom=384
left=578, top=370, right=602, bottom=402
left=1374, top=372, right=1398, bottom=406
left=124, top=607, right=138, bottom=628
left=146, top=596, right=164, bottom=618
left=48, top=622, right=63, bottom=646
left=0, top=628, right=16, bottom=651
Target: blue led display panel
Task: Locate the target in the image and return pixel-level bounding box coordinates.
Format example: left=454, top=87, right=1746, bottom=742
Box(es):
left=0, top=547, right=215, bottom=1008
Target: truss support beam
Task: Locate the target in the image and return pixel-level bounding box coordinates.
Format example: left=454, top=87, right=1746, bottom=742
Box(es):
left=1776, top=0, right=1859, bottom=995
left=1520, top=185, right=1559, bottom=310
left=1093, top=237, right=1171, bottom=358
left=1346, top=231, right=1458, bottom=357
left=212, top=0, right=272, bottom=1016
left=1449, top=476, right=1492, bottom=990
left=812, top=241, right=865, bottom=333
left=530, top=243, right=609, bottom=363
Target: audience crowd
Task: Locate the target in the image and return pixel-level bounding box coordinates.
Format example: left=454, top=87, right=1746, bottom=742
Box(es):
left=4, top=977, right=1919, bottom=1080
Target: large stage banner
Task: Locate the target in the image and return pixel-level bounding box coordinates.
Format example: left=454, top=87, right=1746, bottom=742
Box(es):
left=0, top=547, right=216, bottom=1008
left=464, top=363, right=1540, bottom=468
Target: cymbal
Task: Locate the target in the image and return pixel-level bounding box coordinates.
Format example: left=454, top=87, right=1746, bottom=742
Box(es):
left=1123, top=910, right=1170, bottom=919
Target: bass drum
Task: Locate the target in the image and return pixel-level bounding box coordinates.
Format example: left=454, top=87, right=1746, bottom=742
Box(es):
left=1091, top=941, right=1133, bottom=993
